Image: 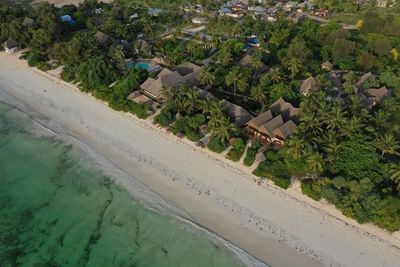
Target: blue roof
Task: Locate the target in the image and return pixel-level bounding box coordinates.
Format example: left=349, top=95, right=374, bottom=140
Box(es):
left=60, top=15, right=72, bottom=22
left=219, top=7, right=231, bottom=14
left=60, top=15, right=76, bottom=25
left=247, top=37, right=259, bottom=44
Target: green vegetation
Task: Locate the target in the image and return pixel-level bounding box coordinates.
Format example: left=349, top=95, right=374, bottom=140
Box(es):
left=226, top=138, right=245, bottom=162
left=207, top=136, right=228, bottom=153
left=1, top=0, right=400, bottom=231
left=301, top=181, right=322, bottom=201
left=243, top=140, right=261, bottom=166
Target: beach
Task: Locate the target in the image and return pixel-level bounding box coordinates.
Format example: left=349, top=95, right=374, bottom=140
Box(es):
left=1, top=52, right=400, bottom=267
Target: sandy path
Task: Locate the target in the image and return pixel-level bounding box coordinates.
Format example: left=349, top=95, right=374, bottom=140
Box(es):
left=1, top=53, right=400, bottom=267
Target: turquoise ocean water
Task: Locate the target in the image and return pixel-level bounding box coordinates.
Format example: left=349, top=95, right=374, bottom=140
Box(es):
left=0, top=102, right=246, bottom=267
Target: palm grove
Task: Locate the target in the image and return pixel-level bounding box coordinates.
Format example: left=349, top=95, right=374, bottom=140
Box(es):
left=1, top=0, right=400, bottom=231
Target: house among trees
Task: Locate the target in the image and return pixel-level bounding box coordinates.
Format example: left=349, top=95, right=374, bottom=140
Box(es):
left=238, top=55, right=268, bottom=73
left=355, top=71, right=372, bottom=88
left=60, top=15, right=76, bottom=25
left=361, top=86, right=390, bottom=109
left=321, top=61, right=333, bottom=71
left=245, top=98, right=300, bottom=146
left=300, top=76, right=316, bottom=96
left=94, top=31, right=113, bottom=46
left=140, top=62, right=200, bottom=101
left=376, top=0, right=388, bottom=8
left=3, top=39, right=19, bottom=53
left=22, top=17, right=35, bottom=27
left=221, top=99, right=254, bottom=127
left=192, top=17, right=207, bottom=24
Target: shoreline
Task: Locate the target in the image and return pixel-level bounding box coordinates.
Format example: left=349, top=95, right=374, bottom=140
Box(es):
left=1, top=52, right=400, bottom=266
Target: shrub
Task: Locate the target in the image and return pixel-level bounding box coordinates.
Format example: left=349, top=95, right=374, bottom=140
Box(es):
left=270, top=175, right=291, bottom=189
left=226, top=138, right=245, bottom=162
left=301, top=181, right=322, bottom=201
left=253, top=160, right=291, bottom=189
left=27, top=51, right=44, bottom=67
left=207, top=136, right=228, bottom=153
left=243, top=140, right=261, bottom=166
left=185, top=129, right=203, bottom=142
left=36, top=62, right=51, bottom=71
left=155, top=106, right=175, bottom=127
left=60, top=64, right=77, bottom=82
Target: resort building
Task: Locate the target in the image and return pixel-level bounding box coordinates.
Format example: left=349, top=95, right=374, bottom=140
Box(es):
left=300, top=76, right=316, bottom=96
left=238, top=55, right=268, bottom=73
left=361, top=86, right=390, bottom=109
left=94, top=31, right=113, bottom=46
left=221, top=100, right=254, bottom=127
left=140, top=62, right=200, bottom=101
left=3, top=39, right=19, bottom=53
left=192, top=17, right=208, bottom=24
left=321, top=61, right=333, bottom=71
left=245, top=98, right=300, bottom=146
left=60, top=15, right=76, bottom=25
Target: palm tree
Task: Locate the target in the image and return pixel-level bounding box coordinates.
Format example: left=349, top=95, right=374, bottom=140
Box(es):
left=286, top=57, right=301, bottom=79
left=269, top=67, right=284, bottom=83
left=374, top=134, right=400, bottom=156
left=343, top=81, right=354, bottom=95
left=225, top=67, right=242, bottom=95
left=108, top=45, right=125, bottom=70
left=211, top=35, right=220, bottom=49
left=389, top=163, right=400, bottom=192
left=207, top=101, right=224, bottom=130
left=328, top=104, right=346, bottom=130
left=160, top=86, right=174, bottom=102
left=286, top=138, right=305, bottom=160
left=306, top=152, right=324, bottom=177
left=184, top=90, right=200, bottom=114
left=250, top=55, right=264, bottom=77
left=186, top=42, right=197, bottom=58
left=374, top=110, right=388, bottom=132
left=199, top=66, right=215, bottom=87
left=347, top=95, right=363, bottom=115
left=251, top=86, right=268, bottom=112
left=382, top=98, right=399, bottom=114
left=200, top=97, right=213, bottom=114
left=323, top=142, right=342, bottom=163
left=341, top=116, right=363, bottom=138
left=213, top=116, right=237, bottom=142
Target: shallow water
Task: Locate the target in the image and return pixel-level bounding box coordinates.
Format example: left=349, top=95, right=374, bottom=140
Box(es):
left=0, top=103, right=245, bottom=267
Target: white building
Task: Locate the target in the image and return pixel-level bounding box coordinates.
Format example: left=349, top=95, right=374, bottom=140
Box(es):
left=3, top=39, right=18, bottom=53
left=192, top=17, right=208, bottom=24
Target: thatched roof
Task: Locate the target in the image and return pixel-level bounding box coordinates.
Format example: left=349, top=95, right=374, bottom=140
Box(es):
left=175, top=62, right=200, bottom=76
left=22, top=17, right=35, bottom=27
left=238, top=55, right=268, bottom=73
left=157, top=68, right=173, bottom=77
left=300, top=76, right=316, bottom=95
left=140, top=78, right=156, bottom=91
left=273, top=120, right=297, bottom=139
left=140, top=68, right=186, bottom=100
left=355, top=72, right=372, bottom=88
left=259, top=115, right=283, bottom=135
left=269, top=98, right=300, bottom=123
left=95, top=31, right=112, bottom=46
left=321, top=61, right=333, bottom=70
left=221, top=100, right=254, bottom=127
left=246, top=110, right=273, bottom=129
left=362, top=86, right=390, bottom=109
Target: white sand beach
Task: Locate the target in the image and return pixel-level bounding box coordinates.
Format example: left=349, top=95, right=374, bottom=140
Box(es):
left=1, top=52, right=400, bottom=267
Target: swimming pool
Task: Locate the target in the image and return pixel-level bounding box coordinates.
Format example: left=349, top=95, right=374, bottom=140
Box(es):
left=126, top=61, right=161, bottom=73
left=135, top=62, right=151, bottom=70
